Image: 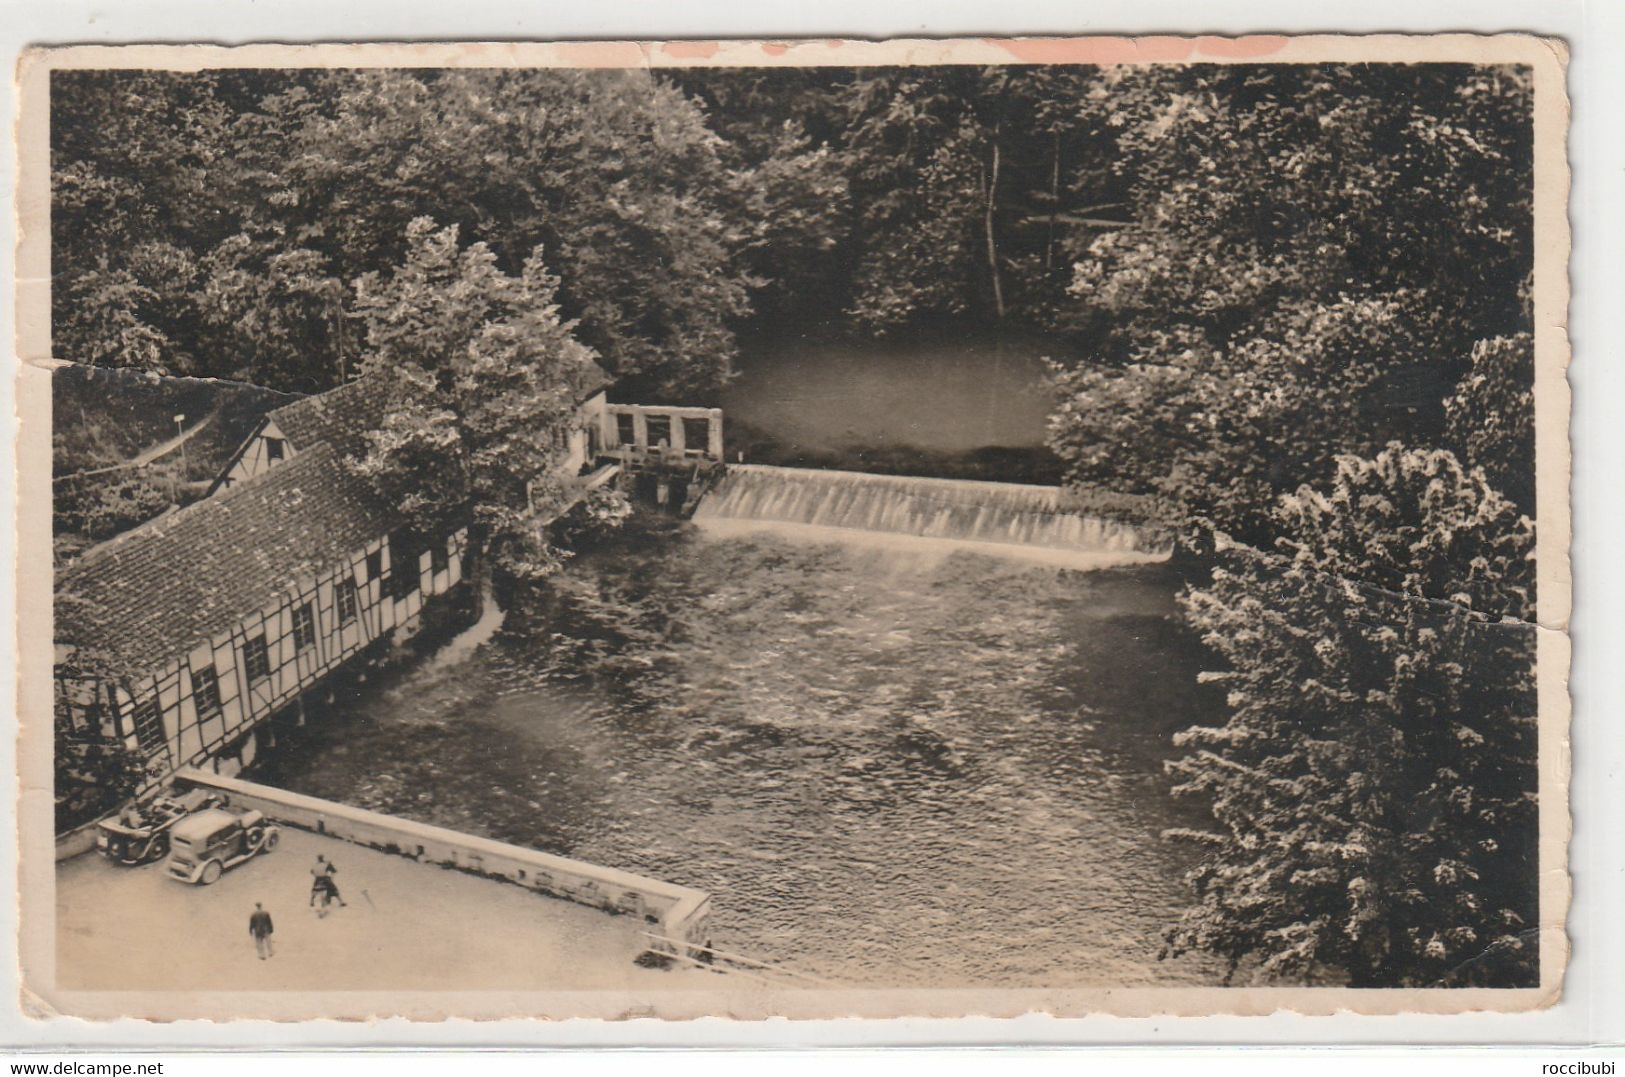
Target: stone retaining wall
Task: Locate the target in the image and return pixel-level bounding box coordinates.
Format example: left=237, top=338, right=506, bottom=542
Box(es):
left=171, top=768, right=712, bottom=951
left=55, top=814, right=106, bottom=861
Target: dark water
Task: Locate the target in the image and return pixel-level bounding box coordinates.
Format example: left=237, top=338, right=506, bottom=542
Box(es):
left=259, top=520, right=1227, bottom=987
left=722, top=334, right=1056, bottom=454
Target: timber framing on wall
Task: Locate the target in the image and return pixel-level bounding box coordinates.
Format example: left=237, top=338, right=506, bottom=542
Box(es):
left=55, top=432, right=469, bottom=792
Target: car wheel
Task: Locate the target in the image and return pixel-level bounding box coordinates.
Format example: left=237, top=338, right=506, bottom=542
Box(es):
left=149, top=835, right=169, bottom=863
left=262, top=830, right=280, bottom=852
left=200, top=860, right=223, bottom=885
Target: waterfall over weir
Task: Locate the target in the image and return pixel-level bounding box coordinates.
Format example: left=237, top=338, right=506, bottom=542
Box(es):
left=692, top=464, right=1170, bottom=569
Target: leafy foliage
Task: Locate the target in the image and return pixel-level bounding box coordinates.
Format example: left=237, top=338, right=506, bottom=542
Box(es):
left=55, top=722, right=153, bottom=833
left=53, top=474, right=174, bottom=545
left=50, top=364, right=295, bottom=557
left=53, top=590, right=157, bottom=831
left=1166, top=446, right=1537, bottom=986
left=707, top=66, right=1119, bottom=332
left=838, top=67, right=1121, bottom=331
left=52, top=69, right=752, bottom=397
left=51, top=72, right=232, bottom=374
left=350, top=218, right=622, bottom=585
left=53, top=66, right=1158, bottom=388
left=724, top=120, right=850, bottom=320
left=1033, top=67, right=1546, bottom=986
left=1445, top=333, right=1536, bottom=514
left=1047, top=64, right=1534, bottom=542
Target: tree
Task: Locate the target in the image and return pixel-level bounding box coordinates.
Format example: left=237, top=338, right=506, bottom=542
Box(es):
left=837, top=69, right=989, bottom=329
left=51, top=68, right=758, bottom=398
left=54, top=715, right=153, bottom=833
left=53, top=473, right=175, bottom=545
left=198, top=236, right=344, bottom=392
left=1048, top=64, right=1534, bottom=544
left=1048, top=292, right=1439, bottom=546
left=722, top=119, right=850, bottom=322
left=1445, top=332, right=1536, bottom=514
left=273, top=69, right=752, bottom=399
left=828, top=66, right=1126, bottom=333
left=350, top=218, right=620, bottom=590
left=667, top=68, right=854, bottom=323
left=1164, top=446, right=1538, bottom=986
left=51, top=71, right=234, bottom=375
left=53, top=590, right=157, bottom=831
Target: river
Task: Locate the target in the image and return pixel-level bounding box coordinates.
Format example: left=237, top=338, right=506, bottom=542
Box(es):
left=719, top=332, right=1065, bottom=481
left=257, top=515, right=1227, bottom=988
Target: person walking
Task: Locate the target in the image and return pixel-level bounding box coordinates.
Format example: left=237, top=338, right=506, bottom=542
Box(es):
left=249, top=902, right=274, bottom=960
left=310, top=853, right=347, bottom=911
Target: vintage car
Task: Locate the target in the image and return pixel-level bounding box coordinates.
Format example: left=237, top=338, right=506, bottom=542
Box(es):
left=95, top=789, right=222, bottom=866
left=164, top=806, right=280, bottom=884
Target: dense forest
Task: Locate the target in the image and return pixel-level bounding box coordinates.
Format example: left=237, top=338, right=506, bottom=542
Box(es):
left=53, top=66, right=1135, bottom=398
left=52, top=63, right=1534, bottom=500
left=52, top=63, right=1540, bottom=987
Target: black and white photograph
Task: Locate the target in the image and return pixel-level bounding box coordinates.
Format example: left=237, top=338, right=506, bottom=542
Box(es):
left=13, top=35, right=1570, bottom=1021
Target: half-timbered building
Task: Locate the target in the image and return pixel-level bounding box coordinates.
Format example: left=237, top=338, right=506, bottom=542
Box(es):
left=55, top=439, right=469, bottom=786
left=53, top=356, right=695, bottom=804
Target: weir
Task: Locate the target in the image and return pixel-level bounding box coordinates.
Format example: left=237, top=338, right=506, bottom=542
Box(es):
left=692, top=464, right=1170, bottom=565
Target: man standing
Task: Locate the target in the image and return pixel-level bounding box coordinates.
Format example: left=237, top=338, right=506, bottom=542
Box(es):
left=249, top=902, right=274, bottom=960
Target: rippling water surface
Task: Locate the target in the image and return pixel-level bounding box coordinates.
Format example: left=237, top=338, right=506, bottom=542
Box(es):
left=259, top=519, right=1227, bottom=987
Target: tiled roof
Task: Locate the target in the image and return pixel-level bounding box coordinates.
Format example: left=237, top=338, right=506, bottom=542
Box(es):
left=56, top=442, right=399, bottom=677
left=60, top=356, right=611, bottom=678
left=265, top=375, right=390, bottom=460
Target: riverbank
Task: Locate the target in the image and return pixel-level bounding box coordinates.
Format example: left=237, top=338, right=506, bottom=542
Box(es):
left=725, top=417, right=1066, bottom=485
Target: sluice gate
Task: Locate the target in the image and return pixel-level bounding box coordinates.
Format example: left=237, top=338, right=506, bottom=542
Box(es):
left=692, top=464, right=1170, bottom=561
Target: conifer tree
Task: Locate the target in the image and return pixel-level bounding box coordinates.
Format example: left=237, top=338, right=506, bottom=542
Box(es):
left=1165, top=446, right=1538, bottom=986
left=1445, top=332, right=1536, bottom=514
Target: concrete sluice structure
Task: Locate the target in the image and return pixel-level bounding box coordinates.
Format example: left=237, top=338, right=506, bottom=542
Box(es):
left=693, top=464, right=1171, bottom=568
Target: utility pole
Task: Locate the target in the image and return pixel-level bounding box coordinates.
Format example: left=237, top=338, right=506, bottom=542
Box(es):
left=173, top=414, right=186, bottom=499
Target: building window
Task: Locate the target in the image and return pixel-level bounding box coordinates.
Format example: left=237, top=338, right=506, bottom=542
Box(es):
left=616, top=413, right=635, bottom=446
left=242, top=634, right=271, bottom=682
left=430, top=541, right=449, bottom=576
left=388, top=534, right=419, bottom=601
left=335, top=578, right=358, bottom=624
left=131, top=698, right=165, bottom=755
left=645, top=415, right=671, bottom=449
left=192, top=665, right=221, bottom=720
left=683, top=417, right=709, bottom=454
left=366, top=550, right=382, bottom=582
left=264, top=436, right=285, bottom=462
left=292, top=602, right=317, bottom=650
